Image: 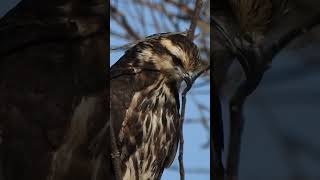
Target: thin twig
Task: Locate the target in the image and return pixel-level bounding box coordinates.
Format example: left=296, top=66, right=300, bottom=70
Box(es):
left=178, top=65, right=209, bottom=180
left=165, top=0, right=194, bottom=15
left=110, top=4, right=140, bottom=40
left=177, top=2, right=204, bottom=178
left=187, top=0, right=203, bottom=40
left=178, top=92, right=187, bottom=180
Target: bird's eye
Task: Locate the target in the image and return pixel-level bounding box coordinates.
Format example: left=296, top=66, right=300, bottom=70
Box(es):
left=174, top=66, right=181, bottom=72
left=171, top=54, right=184, bottom=67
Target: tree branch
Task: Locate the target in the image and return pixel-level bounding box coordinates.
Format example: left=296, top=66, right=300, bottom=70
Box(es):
left=110, top=4, right=140, bottom=40
left=187, top=0, right=203, bottom=40
left=179, top=64, right=208, bottom=180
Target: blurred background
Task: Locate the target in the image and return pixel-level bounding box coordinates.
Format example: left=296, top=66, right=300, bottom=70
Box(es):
left=220, top=36, right=320, bottom=180
left=110, top=0, right=210, bottom=179
left=215, top=1, right=320, bottom=179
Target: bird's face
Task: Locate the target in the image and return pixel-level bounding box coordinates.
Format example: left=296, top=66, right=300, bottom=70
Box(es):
left=130, top=34, right=201, bottom=87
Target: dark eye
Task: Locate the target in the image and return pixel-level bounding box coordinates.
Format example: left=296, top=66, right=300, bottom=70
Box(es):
left=171, top=54, right=183, bottom=67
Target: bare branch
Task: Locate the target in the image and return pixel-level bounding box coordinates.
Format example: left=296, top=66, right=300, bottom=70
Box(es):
left=178, top=64, right=208, bottom=180
left=187, top=0, right=203, bottom=40
left=110, top=4, right=140, bottom=40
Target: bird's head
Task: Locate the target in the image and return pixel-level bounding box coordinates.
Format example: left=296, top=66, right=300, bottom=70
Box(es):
left=126, top=33, right=201, bottom=87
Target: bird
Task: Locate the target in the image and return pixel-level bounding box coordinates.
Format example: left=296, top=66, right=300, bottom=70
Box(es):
left=109, top=33, right=201, bottom=180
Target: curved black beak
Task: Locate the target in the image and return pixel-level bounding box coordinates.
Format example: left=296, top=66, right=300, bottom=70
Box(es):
left=182, top=73, right=193, bottom=90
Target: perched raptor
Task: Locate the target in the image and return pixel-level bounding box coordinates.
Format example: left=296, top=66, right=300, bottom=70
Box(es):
left=110, top=33, right=201, bottom=180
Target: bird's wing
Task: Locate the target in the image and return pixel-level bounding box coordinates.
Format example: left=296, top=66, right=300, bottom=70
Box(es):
left=110, top=59, right=181, bottom=168
left=110, top=64, right=162, bottom=142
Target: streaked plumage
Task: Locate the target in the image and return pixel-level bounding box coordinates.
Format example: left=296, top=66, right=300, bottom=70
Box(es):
left=110, top=33, right=201, bottom=180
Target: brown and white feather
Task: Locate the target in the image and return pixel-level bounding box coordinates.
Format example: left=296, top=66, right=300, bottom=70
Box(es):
left=110, top=34, right=200, bottom=180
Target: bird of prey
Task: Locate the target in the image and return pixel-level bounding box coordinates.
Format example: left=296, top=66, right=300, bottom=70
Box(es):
left=109, top=33, right=201, bottom=180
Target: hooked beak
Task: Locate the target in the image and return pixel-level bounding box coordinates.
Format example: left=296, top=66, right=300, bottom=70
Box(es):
left=182, top=72, right=193, bottom=89
left=173, top=66, right=193, bottom=90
